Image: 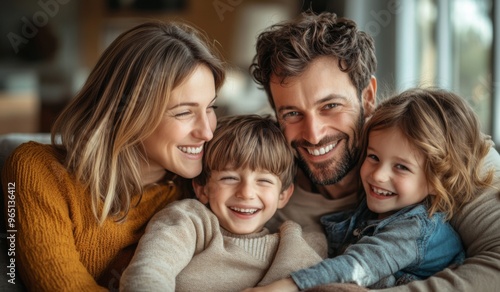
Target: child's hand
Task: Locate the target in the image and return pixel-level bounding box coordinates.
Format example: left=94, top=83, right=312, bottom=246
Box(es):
left=241, top=277, right=299, bottom=292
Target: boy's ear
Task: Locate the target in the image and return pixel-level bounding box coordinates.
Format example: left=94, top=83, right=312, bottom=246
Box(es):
left=192, top=180, right=209, bottom=204
left=277, top=184, right=294, bottom=209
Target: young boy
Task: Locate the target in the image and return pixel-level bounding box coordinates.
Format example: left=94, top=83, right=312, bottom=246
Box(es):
left=120, top=114, right=325, bottom=291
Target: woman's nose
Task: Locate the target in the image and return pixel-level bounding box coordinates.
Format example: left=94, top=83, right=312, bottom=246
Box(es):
left=193, top=113, right=214, bottom=141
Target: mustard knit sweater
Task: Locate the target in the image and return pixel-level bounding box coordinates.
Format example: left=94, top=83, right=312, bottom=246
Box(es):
left=1, top=142, right=178, bottom=291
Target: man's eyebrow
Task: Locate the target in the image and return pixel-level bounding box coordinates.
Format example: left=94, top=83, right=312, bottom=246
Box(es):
left=277, top=94, right=348, bottom=113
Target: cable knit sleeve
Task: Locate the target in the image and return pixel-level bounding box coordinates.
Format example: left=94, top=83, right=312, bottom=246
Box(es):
left=120, top=199, right=220, bottom=291
left=2, top=143, right=107, bottom=292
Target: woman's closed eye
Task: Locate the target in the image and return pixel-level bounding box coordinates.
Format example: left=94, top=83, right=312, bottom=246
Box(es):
left=173, top=111, right=191, bottom=118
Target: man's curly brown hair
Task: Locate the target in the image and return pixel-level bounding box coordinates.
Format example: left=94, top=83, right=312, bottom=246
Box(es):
left=250, top=11, right=377, bottom=109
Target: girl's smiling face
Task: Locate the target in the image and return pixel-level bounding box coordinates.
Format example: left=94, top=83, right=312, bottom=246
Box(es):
left=360, top=127, right=433, bottom=219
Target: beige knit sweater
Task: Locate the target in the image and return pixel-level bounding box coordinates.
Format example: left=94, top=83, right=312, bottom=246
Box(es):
left=271, top=147, right=500, bottom=292
left=120, top=199, right=326, bottom=291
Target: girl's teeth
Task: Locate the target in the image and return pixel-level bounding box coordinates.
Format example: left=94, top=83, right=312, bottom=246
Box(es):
left=372, top=187, right=395, bottom=196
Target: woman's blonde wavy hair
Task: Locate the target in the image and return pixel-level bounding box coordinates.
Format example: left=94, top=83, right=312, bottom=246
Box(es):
left=361, top=88, right=494, bottom=220
left=51, top=21, right=225, bottom=225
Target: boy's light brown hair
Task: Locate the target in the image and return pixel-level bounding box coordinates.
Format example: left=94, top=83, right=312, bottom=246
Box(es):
left=194, top=114, right=296, bottom=192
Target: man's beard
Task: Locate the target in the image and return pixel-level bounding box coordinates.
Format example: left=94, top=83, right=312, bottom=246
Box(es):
left=292, top=112, right=364, bottom=186
left=295, top=139, right=359, bottom=185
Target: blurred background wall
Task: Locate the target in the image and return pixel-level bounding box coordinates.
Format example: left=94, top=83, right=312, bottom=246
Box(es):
left=0, top=0, right=498, bottom=144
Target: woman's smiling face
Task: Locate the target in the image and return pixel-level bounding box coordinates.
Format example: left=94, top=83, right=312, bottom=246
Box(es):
left=141, top=64, right=217, bottom=183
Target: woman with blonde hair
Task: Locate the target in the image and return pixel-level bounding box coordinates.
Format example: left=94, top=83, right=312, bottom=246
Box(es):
left=1, top=20, right=225, bottom=291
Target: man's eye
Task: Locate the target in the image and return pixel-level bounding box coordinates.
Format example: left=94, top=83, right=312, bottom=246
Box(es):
left=281, top=111, right=302, bottom=123
left=282, top=111, right=299, bottom=119
left=324, top=103, right=339, bottom=110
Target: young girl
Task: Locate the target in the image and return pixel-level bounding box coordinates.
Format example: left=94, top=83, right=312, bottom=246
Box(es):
left=249, top=88, right=495, bottom=291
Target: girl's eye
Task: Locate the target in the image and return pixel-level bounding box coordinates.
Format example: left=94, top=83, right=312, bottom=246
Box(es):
left=366, top=154, right=378, bottom=161
left=395, top=164, right=410, bottom=171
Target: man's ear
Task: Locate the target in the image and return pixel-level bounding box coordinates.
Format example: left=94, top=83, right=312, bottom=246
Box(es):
left=362, top=75, right=377, bottom=117
left=192, top=180, right=209, bottom=204
left=277, top=184, right=294, bottom=209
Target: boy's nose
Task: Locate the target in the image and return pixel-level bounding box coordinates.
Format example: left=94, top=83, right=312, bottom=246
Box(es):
left=235, top=182, right=256, bottom=200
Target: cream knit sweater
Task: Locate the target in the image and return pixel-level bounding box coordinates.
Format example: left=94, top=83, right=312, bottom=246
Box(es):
left=120, top=199, right=326, bottom=291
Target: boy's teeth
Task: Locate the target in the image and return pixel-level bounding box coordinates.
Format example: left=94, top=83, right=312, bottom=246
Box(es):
left=307, top=143, right=336, bottom=156
left=230, top=207, right=258, bottom=214
left=179, top=146, right=203, bottom=154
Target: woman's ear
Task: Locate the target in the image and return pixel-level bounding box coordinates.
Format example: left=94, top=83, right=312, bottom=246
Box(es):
left=192, top=180, right=209, bottom=204
left=277, top=184, right=294, bottom=209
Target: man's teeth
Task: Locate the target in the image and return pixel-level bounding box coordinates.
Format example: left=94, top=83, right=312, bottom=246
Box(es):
left=372, top=186, right=395, bottom=196
left=179, top=146, right=203, bottom=154
left=230, top=207, right=258, bottom=214
left=307, top=143, right=336, bottom=156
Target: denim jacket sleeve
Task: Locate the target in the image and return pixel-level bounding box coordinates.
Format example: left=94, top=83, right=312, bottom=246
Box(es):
left=292, top=205, right=464, bottom=290
left=290, top=213, right=423, bottom=289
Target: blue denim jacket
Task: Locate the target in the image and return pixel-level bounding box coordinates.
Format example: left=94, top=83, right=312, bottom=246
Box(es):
left=291, top=199, right=464, bottom=289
